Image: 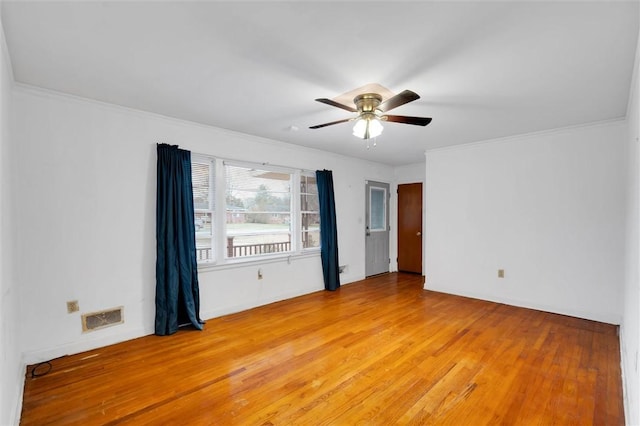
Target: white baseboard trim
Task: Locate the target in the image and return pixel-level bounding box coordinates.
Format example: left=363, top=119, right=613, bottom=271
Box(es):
left=424, top=285, right=621, bottom=325
left=200, top=285, right=324, bottom=321
left=340, top=274, right=366, bottom=285
left=22, top=284, right=328, bottom=365
left=21, top=326, right=151, bottom=366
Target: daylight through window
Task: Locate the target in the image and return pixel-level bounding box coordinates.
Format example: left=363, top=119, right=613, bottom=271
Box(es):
left=192, top=156, right=320, bottom=264
left=300, top=174, right=320, bottom=249
left=193, top=158, right=215, bottom=262
left=225, top=164, right=292, bottom=258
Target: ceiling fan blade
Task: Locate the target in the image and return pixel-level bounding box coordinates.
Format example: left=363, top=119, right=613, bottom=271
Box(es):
left=383, top=115, right=432, bottom=126
left=379, top=90, right=420, bottom=112
left=309, top=118, right=353, bottom=129
left=315, top=98, right=357, bottom=113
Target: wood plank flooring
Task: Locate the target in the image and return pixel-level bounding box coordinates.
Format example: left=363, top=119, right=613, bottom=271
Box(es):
left=21, top=273, right=624, bottom=425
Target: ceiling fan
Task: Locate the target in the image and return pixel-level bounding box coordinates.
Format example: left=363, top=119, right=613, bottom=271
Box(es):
left=309, top=89, right=432, bottom=139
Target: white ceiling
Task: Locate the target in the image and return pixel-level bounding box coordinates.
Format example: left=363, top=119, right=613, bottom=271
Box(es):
left=2, top=1, right=638, bottom=166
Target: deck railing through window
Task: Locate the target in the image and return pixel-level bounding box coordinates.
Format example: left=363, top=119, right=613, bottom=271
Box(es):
left=196, top=230, right=318, bottom=262
left=226, top=237, right=291, bottom=257
left=196, top=235, right=293, bottom=261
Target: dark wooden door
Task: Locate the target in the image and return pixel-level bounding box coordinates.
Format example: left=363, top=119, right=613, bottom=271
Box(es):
left=397, top=183, right=422, bottom=274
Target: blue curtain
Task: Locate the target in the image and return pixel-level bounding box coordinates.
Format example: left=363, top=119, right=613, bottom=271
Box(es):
left=316, top=170, right=340, bottom=291
left=155, top=144, right=204, bottom=335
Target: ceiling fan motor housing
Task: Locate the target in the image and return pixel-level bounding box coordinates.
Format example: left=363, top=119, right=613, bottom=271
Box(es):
left=354, top=93, right=382, bottom=113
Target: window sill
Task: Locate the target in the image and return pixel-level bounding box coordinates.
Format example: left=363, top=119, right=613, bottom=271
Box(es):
left=197, top=249, right=321, bottom=272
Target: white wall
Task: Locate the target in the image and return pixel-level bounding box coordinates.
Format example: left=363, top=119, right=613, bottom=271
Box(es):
left=622, top=25, right=640, bottom=426
left=12, top=85, right=394, bottom=364
left=425, top=121, right=626, bottom=324
left=0, top=12, right=21, bottom=426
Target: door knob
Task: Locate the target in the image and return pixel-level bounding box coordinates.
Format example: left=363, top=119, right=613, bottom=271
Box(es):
left=416, top=231, right=421, bottom=236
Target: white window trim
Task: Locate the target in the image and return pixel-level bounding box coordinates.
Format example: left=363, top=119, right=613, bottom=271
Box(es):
left=193, top=154, right=320, bottom=268
left=192, top=155, right=217, bottom=263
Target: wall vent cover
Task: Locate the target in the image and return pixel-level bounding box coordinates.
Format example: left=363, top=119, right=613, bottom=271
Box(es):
left=82, top=307, right=124, bottom=332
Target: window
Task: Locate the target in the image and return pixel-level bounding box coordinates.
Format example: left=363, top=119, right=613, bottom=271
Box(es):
left=225, top=163, right=292, bottom=259
left=191, top=156, right=320, bottom=264
left=369, top=187, right=386, bottom=231
left=300, top=173, right=320, bottom=249
left=192, top=157, right=215, bottom=262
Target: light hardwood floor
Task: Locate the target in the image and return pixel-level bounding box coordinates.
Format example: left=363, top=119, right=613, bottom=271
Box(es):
left=21, top=272, right=623, bottom=425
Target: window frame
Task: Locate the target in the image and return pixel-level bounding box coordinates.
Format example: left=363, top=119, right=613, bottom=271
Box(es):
left=191, top=155, right=216, bottom=263
left=192, top=155, right=320, bottom=267
left=368, top=186, right=387, bottom=232
left=299, top=172, right=321, bottom=251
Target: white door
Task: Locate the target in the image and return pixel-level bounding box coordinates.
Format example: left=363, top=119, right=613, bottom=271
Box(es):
left=365, top=180, right=390, bottom=277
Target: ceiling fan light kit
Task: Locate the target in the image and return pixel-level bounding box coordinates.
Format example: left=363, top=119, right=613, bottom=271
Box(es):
left=351, top=93, right=384, bottom=139
left=310, top=86, right=432, bottom=143
left=352, top=114, right=383, bottom=139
